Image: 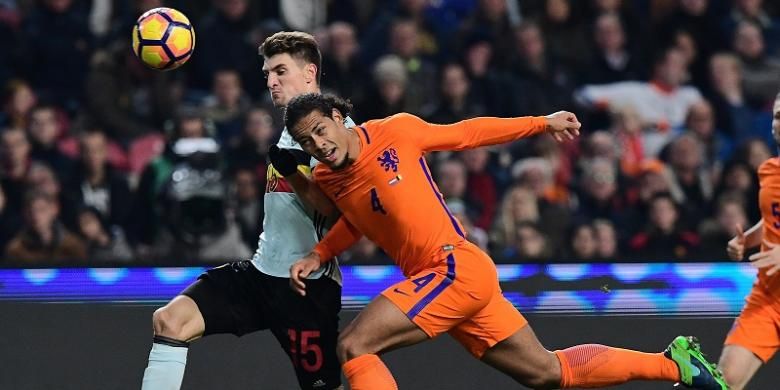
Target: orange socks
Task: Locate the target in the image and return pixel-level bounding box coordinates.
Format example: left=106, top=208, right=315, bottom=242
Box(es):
left=555, top=344, right=680, bottom=388
left=343, top=354, right=398, bottom=390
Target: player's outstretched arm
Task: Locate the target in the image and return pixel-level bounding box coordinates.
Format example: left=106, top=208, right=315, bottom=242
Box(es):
left=269, top=145, right=340, bottom=219
left=290, top=217, right=363, bottom=295
left=391, top=111, right=580, bottom=152
left=727, top=220, right=763, bottom=260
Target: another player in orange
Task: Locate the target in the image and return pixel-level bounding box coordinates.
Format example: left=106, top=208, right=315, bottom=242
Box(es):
left=281, top=93, right=728, bottom=389
left=721, top=92, right=780, bottom=389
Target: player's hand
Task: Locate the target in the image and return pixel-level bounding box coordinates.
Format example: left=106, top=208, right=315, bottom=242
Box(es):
left=727, top=223, right=746, bottom=261
left=269, top=145, right=299, bottom=177
left=748, top=240, right=780, bottom=276
left=289, top=253, right=322, bottom=296
left=544, top=111, right=581, bottom=142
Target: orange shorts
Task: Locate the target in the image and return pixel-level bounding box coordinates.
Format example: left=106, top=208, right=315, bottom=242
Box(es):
left=381, top=244, right=527, bottom=358
left=724, top=283, right=780, bottom=362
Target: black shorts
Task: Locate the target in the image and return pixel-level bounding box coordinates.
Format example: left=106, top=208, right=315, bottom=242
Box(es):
left=181, top=260, right=342, bottom=390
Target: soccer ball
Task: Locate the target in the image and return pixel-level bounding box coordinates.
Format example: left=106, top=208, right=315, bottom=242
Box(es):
left=132, top=7, right=195, bottom=70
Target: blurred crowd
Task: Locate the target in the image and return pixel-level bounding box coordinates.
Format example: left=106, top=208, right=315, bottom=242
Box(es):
left=1, top=0, right=780, bottom=265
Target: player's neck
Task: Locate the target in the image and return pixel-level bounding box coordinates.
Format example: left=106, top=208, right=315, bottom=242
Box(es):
left=345, top=128, right=362, bottom=163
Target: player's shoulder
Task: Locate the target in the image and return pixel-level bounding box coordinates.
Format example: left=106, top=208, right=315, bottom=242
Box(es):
left=364, top=112, right=422, bottom=128
left=758, top=157, right=780, bottom=175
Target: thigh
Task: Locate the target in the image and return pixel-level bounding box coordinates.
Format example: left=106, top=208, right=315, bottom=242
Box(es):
left=724, top=286, right=780, bottom=363
left=478, top=323, right=560, bottom=385
left=181, top=261, right=267, bottom=336
left=341, top=294, right=430, bottom=358
left=267, top=276, right=343, bottom=390
left=449, top=291, right=528, bottom=358
left=154, top=294, right=206, bottom=341
left=718, top=345, right=763, bottom=390
left=381, top=251, right=496, bottom=338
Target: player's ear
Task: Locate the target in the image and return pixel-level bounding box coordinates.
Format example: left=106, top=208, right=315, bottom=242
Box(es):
left=305, top=63, right=317, bottom=84
left=331, top=108, right=344, bottom=123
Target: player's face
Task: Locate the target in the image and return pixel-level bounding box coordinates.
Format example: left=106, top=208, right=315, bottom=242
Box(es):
left=772, top=98, right=780, bottom=146
left=291, top=109, right=350, bottom=169
left=262, top=53, right=317, bottom=108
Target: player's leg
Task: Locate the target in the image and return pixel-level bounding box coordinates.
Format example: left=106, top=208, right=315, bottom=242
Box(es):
left=338, top=295, right=430, bottom=390
left=141, top=293, right=205, bottom=390
left=475, top=315, right=727, bottom=389
left=719, top=285, right=779, bottom=389
left=266, top=273, right=345, bottom=390
left=339, top=251, right=495, bottom=390
left=450, top=270, right=725, bottom=389
left=718, top=345, right=762, bottom=390
left=142, top=261, right=266, bottom=390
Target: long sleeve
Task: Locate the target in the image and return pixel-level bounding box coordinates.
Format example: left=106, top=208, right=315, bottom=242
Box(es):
left=312, top=216, right=363, bottom=264
left=383, top=113, right=548, bottom=152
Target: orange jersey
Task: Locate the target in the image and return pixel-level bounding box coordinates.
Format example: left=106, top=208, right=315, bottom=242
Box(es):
left=758, top=157, right=780, bottom=295
left=312, top=113, right=547, bottom=276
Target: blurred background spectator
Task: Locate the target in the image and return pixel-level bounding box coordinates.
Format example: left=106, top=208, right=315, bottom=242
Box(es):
left=3, top=0, right=780, bottom=265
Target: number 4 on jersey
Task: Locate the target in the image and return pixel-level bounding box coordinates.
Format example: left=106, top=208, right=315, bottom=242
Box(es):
left=370, top=188, right=387, bottom=215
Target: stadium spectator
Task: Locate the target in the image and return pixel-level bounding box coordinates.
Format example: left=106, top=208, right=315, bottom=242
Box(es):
left=511, top=21, right=576, bottom=116
left=706, top=52, right=754, bottom=138
left=460, top=147, right=496, bottom=230
left=628, top=192, right=699, bottom=260
left=202, top=68, right=250, bottom=145
left=491, top=185, right=540, bottom=250
left=225, top=106, right=275, bottom=180
left=4, top=190, right=86, bottom=263
left=84, top=40, right=177, bottom=143
left=187, top=0, right=259, bottom=94
left=713, top=159, right=760, bottom=221
left=27, top=105, right=74, bottom=180
left=574, top=157, right=629, bottom=226
left=230, top=167, right=262, bottom=251
left=387, top=18, right=437, bottom=112
left=423, top=62, right=485, bottom=124
left=75, top=206, right=133, bottom=262
left=17, top=0, right=92, bottom=112
left=0, top=127, right=31, bottom=211
left=62, top=129, right=133, bottom=233
left=576, top=46, right=703, bottom=145
left=660, top=133, right=714, bottom=225
left=540, top=0, right=591, bottom=68
left=584, top=12, right=645, bottom=85
left=359, top=55, right=411, bottom=120
left=448, top=198, right=489, bottom=250
left=732, top=20, right=780, bottom=110
left=593, top=218, right=619, bottom=260
left=320, top=22, right=368, bottom=105
left=566, top=222, right=599, bottom=261
left=684, top=100, right=734, bottom=166
left=0, top=183, right=22, bottom=253
left=132, top=108, right=216, bottom=250
left=698, top=193, right=749, bottom=260
left=461, top=36, right=513, bottom=117
left=1, top=79, right=36, bottom=129
left=500, top=221, right=552, bottom=262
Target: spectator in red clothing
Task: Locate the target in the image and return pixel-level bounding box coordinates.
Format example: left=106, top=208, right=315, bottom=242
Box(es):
left=628, top=192, right=699, bottom=260
left=608, top=105, right=645, bottom=178
left=459, top=147, right=496, bottom=230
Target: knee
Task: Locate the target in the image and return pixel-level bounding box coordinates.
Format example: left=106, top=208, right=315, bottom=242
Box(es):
left=336, top=332, right=372, bottom=363
left=519, top=353, right=561, bottom=390
left=152, top=307, right=186, bottom=340
left=720, top=365, right=746, bottom=390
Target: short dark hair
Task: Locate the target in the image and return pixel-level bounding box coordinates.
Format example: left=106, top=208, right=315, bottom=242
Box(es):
left=259, top=31, right=322, bottom=84
left=284, top=93, right=353, bottom=131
